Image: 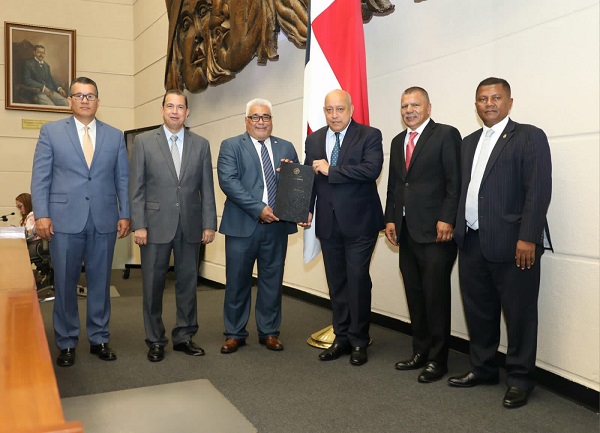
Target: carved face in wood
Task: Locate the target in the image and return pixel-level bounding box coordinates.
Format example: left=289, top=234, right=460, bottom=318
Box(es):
left=209, top=0, right=265, bottom=75
left=177, top=0, right=212, bottom=92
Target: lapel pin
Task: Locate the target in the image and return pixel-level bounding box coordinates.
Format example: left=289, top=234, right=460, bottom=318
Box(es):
left=503, top=134, right=507, bottom=138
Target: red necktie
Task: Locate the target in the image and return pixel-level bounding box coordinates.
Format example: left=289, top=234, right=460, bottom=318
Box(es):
left=405, top=131, right=418, bottom=170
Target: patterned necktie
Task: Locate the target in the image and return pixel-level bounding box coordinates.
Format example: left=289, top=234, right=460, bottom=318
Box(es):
left=259, top=141, right=277, bottom=209
left=405, top=131, right=418, bottom=170
left=465, top=129, right=495, bottom=229
left=170, top=134, right=181, bottom=179
left=83, top=125, right=94, bottom=168
left=330, top=132, right=341, bottom=167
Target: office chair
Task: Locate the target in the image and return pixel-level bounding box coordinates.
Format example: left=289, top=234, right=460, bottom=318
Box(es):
left=31, top=239, right=55, bottom=302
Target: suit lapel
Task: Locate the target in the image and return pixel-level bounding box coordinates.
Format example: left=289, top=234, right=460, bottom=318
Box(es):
left=242, top=132, right=262, bottom=173
left=482, top=119, right=515, bottom=182
left=157, top=127, right=179, bottom=182
left=407, top=120, right=436, bottom=174
left=337, top=120, right=358, bottom=165
left=93, top=120, right=106, bottom=170
left=65, top=116, right=87, bottom=168
left=179, top=129, right=193, bottom=180
left=465, top=129, right=482, bottom=182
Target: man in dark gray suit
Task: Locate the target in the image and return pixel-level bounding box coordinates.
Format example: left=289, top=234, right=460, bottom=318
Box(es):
left=217, top=98, right=298, bottom=354
left=23, top=45, right=68, bottom=106
left=448, top=77, right=552, bottom=409
left=129, top=89, right=217, bottom=362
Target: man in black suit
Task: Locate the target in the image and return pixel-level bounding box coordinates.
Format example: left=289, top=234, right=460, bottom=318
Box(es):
left=448, top=77, right=552, bottom=409
left=384, top=87, right=461, bottom=383
left=23, top=45, right=68, bottom=106
left=303, top=89, right=384, bottom=366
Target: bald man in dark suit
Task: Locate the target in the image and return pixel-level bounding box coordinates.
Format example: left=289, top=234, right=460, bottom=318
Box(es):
left=448, top=77, right=552, bottom=409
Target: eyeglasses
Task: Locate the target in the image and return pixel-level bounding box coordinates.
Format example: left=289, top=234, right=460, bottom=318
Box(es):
left=246, top=114, right=272, bottom=123
left=70, top=93, right=98, bottom=101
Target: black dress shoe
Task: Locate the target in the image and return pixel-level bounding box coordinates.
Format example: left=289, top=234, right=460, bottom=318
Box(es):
left=90, top=343, right=117, bottom=361
left=147, top=343, right=165, bottom=362
left=503, top=386, right=530, bottom=408
left=447, top=371, right=499, bottom=388
left=319, top=342, right=352, bottom=361
left=418, top=361, right=448, bottom=383
left=57, top=348, right=76, bottom=367
left=173, top=340, right=205, bottom=356
left=395, top=353, right=426, bottom=370
left=349, top=346, right=368, bottom=366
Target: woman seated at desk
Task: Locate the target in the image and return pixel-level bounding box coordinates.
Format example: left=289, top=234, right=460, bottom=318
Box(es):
left=16, top=193, right=41, bottom=259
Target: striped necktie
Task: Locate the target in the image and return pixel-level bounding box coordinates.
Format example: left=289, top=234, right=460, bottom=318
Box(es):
left=259, top=140, right=277, bottom=209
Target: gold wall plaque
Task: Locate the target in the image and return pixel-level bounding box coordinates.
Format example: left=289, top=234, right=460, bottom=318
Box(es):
left=22, top=119, right=51, bottom=130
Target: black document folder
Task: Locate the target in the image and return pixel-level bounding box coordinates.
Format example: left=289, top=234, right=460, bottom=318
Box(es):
left=274, top=163, right=315, bottom=223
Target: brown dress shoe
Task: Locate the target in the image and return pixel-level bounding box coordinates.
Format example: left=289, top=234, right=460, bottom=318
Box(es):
left=259, top=336, right=284, bottom=351
left=221, top=338, right=246, bottom=354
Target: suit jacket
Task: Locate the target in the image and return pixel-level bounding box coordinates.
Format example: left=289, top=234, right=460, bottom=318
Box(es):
left=23, top=58, right=62, bottom=92
left=304, top=120, right=384, bottom=239
left=453, top=119, right=552, bottom=262
left=384, top=119, right=461, bottom=243
left=218, top=132, right=299, bottom=237
left=31, top=116, right=130, bottom=234
left=129, top=126, right=217, bottom=244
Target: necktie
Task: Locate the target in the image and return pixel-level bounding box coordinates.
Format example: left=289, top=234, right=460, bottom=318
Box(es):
left=405, top=131, right=418, bottom=171
left=465, top=129, right=495, bottom=229
left=170, top=135, right=181, bottom=179
left=83, top=125, right=94, bottom=168
left=259, top=140, right=277, bottom=209
left=330, top=132, right=341, bottom=167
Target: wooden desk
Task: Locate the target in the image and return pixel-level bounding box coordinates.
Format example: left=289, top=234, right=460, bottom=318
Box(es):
left=0, top=230, right=83, bottom=433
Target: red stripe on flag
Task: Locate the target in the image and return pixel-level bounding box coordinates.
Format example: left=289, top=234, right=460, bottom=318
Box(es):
left=312, top=0, right=369, bottom=125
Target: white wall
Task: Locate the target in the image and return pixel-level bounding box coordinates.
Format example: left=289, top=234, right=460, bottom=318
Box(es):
left=2, top=0, right=598, bottom=391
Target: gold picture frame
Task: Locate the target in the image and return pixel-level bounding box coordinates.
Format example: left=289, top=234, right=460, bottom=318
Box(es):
left=5, top=22, right=76, bottom=113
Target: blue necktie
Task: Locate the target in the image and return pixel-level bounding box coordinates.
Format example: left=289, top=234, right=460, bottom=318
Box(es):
left=259, top=141, right=277, bottom=209
left=330, top=132, right=341, bottom=166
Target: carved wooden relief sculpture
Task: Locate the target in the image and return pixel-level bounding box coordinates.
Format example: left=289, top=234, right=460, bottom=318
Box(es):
left=165, top=0, right=402, bottom=92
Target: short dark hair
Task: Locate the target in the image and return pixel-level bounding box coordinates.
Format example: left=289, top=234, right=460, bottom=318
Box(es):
left=162, top=89, right=188, bottom=108
left=69, top=76, right=99, bottom=96
left=403, top=86, right=430, bottom=103
left=33, top=45, right=45, bottom=51
left=476, top=77, right=511, bottom=97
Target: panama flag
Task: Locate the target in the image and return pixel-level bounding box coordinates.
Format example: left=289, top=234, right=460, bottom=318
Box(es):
left=302, top=0, right=370, bottom=262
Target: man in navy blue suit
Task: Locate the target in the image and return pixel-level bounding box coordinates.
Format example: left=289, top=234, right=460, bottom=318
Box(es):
left=32, top=77, right=130, bottom=367
left=217, top=98, right=298, bottom=354
left=448, top=77, right=552, bottom=409
left=304, top=89, right=384, bottom=366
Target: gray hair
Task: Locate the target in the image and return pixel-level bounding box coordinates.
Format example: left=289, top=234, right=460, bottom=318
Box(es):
left=245, top=98, right=272, bottom=116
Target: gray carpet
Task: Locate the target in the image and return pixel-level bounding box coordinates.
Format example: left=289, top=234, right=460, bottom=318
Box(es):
left=38, top=269, right=599, bottom=433
left=62, top=380, right=257, bottom=433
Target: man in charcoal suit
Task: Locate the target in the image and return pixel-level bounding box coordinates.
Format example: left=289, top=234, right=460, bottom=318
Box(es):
left=448, top=77, right=552, bottom=409
left=129, top=89, right=217, bottom=362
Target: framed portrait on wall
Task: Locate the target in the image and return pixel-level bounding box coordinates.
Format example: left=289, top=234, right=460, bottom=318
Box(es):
left=4, top=22, right=76, bottom=113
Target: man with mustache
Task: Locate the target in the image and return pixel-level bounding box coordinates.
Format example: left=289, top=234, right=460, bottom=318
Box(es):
left=385, top=86, right=461, bottom=383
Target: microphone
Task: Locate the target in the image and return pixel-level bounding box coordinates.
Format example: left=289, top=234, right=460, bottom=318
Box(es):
left=1, top=212, right=15, bottom=222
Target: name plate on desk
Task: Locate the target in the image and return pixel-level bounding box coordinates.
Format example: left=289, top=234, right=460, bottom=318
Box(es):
left=274, top=163, right=315, bottom=223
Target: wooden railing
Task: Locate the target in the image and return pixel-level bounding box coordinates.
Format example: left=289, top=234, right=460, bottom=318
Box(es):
left=0, top=228, right=83, bottom=433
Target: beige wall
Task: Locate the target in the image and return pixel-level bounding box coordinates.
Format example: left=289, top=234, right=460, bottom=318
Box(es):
left=2, top=0, right=599, bottom=391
